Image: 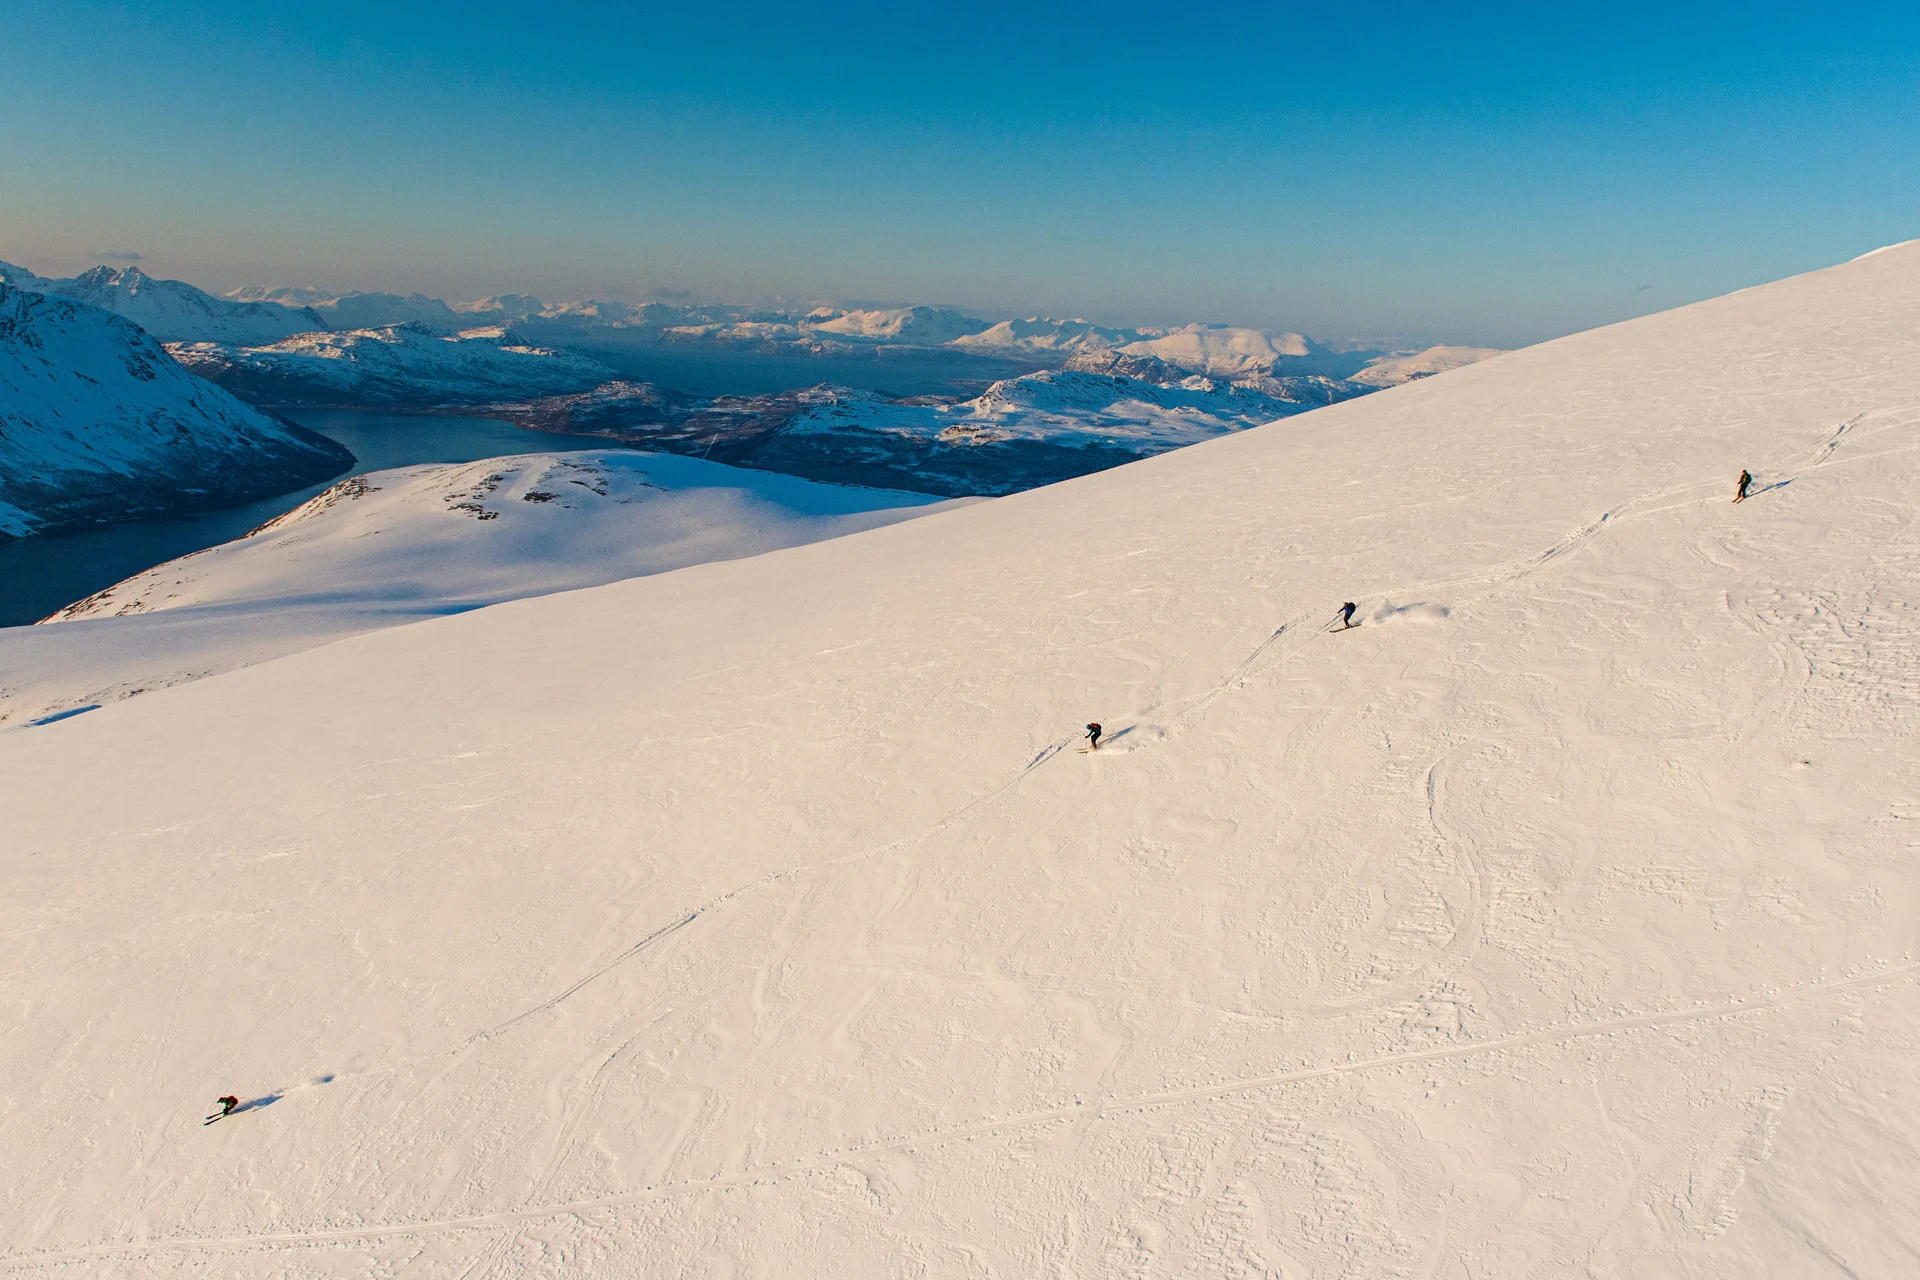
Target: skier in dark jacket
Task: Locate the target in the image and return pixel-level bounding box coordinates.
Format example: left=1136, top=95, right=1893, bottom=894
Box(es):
left=1338, top=602, right=1358, bottom=629
left=206, top=1095, right=240, bottom=1124
left=1734, top=469, right=1753, bottom=502
left=1085, top=722, right=1102, bottom=751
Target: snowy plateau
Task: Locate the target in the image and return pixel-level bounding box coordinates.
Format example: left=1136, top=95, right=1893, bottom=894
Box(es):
left=6, top=243, right=1919, bottom=1278
left=0, top=282, right=353, bottom=537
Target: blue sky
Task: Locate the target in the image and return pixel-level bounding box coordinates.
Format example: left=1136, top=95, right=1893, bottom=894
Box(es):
left=2, top=1, right=1917, bottom=346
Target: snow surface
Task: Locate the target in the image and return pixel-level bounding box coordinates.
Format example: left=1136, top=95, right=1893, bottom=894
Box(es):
left=5, top=245, right=1920, bottom=1276
left=166, top=323, right=614, bottom=405
left=0, top=451, right=957, bottom=728
left=0, top=283, right=351, bottom=537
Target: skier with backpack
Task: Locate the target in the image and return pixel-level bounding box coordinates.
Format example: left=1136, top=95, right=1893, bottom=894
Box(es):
left=1734, top=469, right=1753, bottom=502
left=1336, top=602, right=1358, bottom=630
left=1084, top=722, right=1102, bottom=752
left=204, top=1095, right=240, bottom=1124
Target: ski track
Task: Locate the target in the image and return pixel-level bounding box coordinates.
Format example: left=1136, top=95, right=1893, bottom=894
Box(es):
left=247, top=410, right=1886, bottom=1128
left=9, top=291, right=1920, bottom=1278
left=3, top=964, right=1908, bottom=1270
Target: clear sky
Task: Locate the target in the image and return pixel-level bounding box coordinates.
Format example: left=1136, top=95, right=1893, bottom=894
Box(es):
left=3, top=1, right=1917, bottom=347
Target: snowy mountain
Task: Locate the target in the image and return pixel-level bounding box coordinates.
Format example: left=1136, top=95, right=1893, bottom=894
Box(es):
left=5, top=451, right=956, bottom=724
left=1350, top=343, right=1507, bottom=387
left=4, top=244, right=1918, bottom=1276
left=1116, top=323, right=1367, bottom=377
left=206, top=272, right=1510, bottom=382
left=950, top=315, right=1140, bottom=355
left=0, top=282, right=352, bottom=538
left=488, top=363, right=1367, bottom=495
left=1, top=263, right=327, bottom=343
left=806, top=305, right=994, bottom=344
left=296, top=291, right=465, bottom=330
left=453, top=292, right=546, bottom=320
left=167, top=322, right=614, bottom=405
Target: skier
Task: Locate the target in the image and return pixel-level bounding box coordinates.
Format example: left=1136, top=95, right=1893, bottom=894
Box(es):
left=1338, top=602, right=1358, bottom=629
left=205, top=1095, right=240, bottom=1124
left=1085, top=722, right=1102, bottom=751
left=1734, top=469, right=1753, bottom=502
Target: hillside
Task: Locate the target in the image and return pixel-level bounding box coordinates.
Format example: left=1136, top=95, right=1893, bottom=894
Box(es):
left=3, top=245, right=1917, bottom=1276
left=0, top=451, right=955, bottom=727
left=0, top=283, right=353, bottom=538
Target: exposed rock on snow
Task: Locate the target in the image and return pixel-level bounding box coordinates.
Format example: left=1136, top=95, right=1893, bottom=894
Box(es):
left=0, top=283, right=353, bottom=538
left=3, top=451, right=956, bottom=723
left=166, top=322, right=614, bottom=405
left=1, top=262, right=327, bottom=343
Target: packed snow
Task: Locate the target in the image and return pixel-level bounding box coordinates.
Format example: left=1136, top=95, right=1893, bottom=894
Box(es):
left=6, top=245, right=1917, bottom=1277
left=0, top=282, right=352, bottom=537
left=166, top=323, right=614, bottom=405
left=0, top=451, right=958, bottom=727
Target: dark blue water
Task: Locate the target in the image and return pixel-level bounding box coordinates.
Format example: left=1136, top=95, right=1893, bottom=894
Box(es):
left=0, top=410, right=628, bottom=628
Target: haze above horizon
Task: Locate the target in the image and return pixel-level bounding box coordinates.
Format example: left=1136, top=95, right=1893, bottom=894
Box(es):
left=3, top=1, right=1917, bottom=348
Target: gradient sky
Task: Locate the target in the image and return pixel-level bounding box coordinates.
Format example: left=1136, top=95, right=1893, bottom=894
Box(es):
left=3, top=1, right=1918, bottom=347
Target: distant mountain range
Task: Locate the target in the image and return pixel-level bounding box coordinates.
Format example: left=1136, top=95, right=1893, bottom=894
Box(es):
left=475, top=354, right=1367, bottom=496
left=167, top=323, right=614, bottom=405
left=0, top=259, right=1510, bottom=528
left=0, top=281, right=352, bottom=538
left=0, top=263, right=325, bottom=344
left=4, top=258, right=1502, bottom=386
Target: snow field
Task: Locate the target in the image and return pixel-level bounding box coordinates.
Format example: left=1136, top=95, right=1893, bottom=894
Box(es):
left=0, top=451, right=959, bottom=728
left=2, top=245, right=1919, bottom=1275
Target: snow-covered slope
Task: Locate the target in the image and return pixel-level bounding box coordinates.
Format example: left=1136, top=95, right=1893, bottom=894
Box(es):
left=6, top=246, right=1920, bottom=1278
left=167, top=322, right=614, bottom=405
left=2, top=264, right=328, bottom=343
left=808, top=305, right=994, bottom=344
left=1117, top=323, right=1365, bottom=377
left=0, top=283, right=353, bottom=538
left=950, top=315, right=1139, bottom=355
left=1351, top=343, right=1506, bottom=387
left=0, top=451, right=956, bottom=726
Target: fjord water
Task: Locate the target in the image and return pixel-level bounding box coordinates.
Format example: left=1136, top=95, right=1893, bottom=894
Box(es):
left=0, top=410, right=624, bottom=627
